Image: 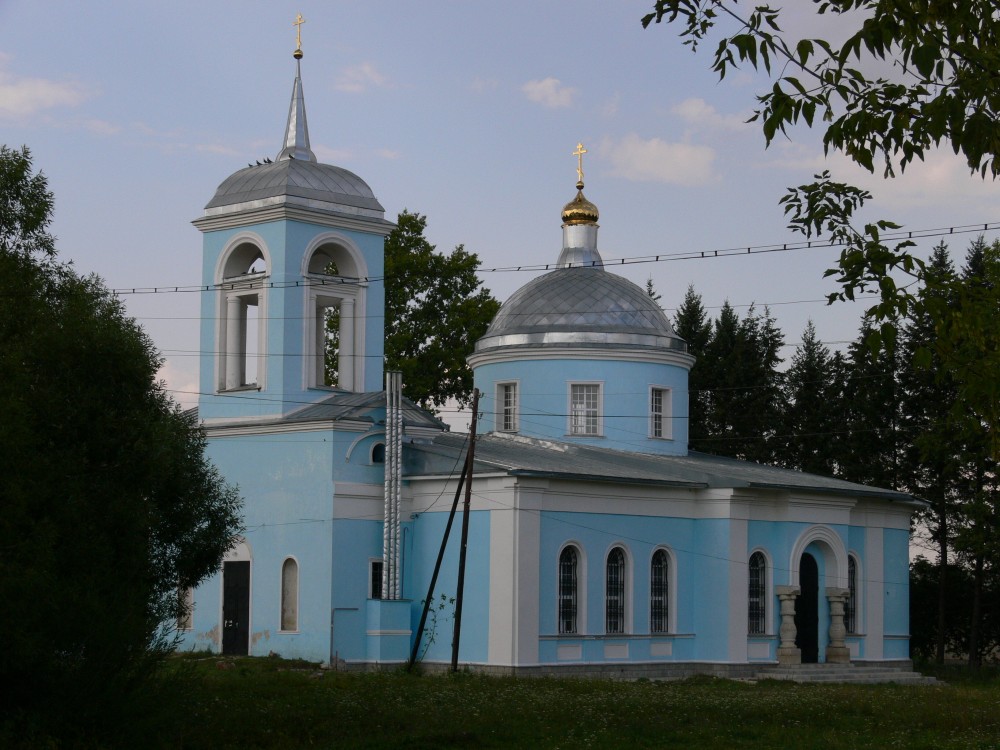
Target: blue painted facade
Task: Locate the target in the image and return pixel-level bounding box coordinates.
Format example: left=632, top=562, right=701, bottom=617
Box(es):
left=177, top=54, right=919, bottom=674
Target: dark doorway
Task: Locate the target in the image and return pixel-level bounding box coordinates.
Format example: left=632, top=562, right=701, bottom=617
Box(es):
left=795, top=553, right=819, bottom=663
left=222, top=561, right=250, bottom=655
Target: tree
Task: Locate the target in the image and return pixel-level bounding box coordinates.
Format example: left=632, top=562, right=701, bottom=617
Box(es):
left=782, top=321, right=838, bottom=475
left=0, top=147, right=242, bottom=739
left=382, top=210, right=500, bottom=410
left=641, top=1, right=1000, bottom=454
left=673, top=285, right=712, bottom=450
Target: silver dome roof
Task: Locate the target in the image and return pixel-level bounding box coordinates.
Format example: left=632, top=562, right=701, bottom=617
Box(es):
left=475, top=266, right=687, bottom=353
left=205, top=159, right=384, bottom=218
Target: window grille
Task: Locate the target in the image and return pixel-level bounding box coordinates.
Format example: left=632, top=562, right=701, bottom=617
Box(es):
left=846, top=556, right=857, bottom=633
left=748, top=552, right=766, bottom=635
left=370, top=560, right=384, bottom=599
left=650, top=550, right=669, bottom=633
left=558, top=547, right=578, bottom=634
left=570, top=384, right=600, bottom=435
left=606, top=547, right=626, bottom=634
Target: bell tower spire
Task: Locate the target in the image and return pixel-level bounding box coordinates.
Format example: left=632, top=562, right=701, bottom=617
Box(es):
left=277, top=13, right=317, bottom=163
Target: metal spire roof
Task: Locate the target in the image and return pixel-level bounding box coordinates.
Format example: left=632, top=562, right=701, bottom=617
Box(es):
left=277, top=58, right=317, bottom=163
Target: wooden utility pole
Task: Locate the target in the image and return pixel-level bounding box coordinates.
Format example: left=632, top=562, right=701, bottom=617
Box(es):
left=451, top=389, right=479, bottom=672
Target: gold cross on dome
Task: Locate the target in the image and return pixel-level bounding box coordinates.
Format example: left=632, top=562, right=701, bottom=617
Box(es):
left=293, top=13, right=306, bottom=52
left=573, top=142, right=588, bottom=183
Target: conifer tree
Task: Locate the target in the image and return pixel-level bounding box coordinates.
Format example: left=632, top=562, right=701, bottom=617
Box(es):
left=673, top=285, right=712, bottom=451
left=782, top=321, right=837, bottom=475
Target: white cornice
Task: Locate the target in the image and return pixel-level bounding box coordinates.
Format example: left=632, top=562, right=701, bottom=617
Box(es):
left=193, top=204, right=396, bottom=235
left=202, top=418, right=372, bottom=437
left=468, top=346, right=696, bottom=370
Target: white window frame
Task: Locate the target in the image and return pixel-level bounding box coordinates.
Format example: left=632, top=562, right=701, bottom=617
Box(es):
left=496, top=381, right=519, bottom=433
left=568, top=381, right=603, bottom=437
left=557, top=543, right=586, bottom=635
left=748, top=549, right=769, bottom=636
left=846, top=553, right=862, bottom=634
left=604, top=545, right=630, bottom=635
left=649, top=385, right=673, bottom=440
left=649, top=547, right=674, bottom=634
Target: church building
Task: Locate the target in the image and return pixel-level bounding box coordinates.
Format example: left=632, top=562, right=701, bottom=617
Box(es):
left=178, top=39, right=919, bottom=677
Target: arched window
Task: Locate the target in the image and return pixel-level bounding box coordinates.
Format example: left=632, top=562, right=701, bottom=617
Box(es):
left=606, top=547, right=626, bottom=634
left=846, top=555, right=858, bottom=634
left=558, top=546, right=578, bottom=634
left=280, top=558, right=298, bottom=631
left=748, top=551, right=766, bottom=635
left=650, top=549, right=669, bottom=634
left=371, top=443, right=386, bottom=464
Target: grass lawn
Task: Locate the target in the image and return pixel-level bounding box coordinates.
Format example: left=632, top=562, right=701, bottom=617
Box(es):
left=12, top=657, right=1000, bottom=748
left=143, top=657, right=1000, bottom=749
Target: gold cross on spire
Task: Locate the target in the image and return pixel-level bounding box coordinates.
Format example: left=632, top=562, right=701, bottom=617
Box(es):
left=573, top=142, right=588, bottom=184
left=293, top=13, right=306, bottom=55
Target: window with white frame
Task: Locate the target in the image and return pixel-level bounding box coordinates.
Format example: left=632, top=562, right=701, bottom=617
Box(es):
left=650, top=549, right=670, bottom=634
left=606, top=547, right=627, bottom=634
left=569, top=383, right=601, bottom=436
left=304, top=244, right=365, bottom=392
left=846, top=555, right=858, bottom=633
left=280, top=558, right=299, bottom=631
left=748, top=551, right=766, bottom=635
left=558, top=546, right=579, bottom=634
left=650, top=387, right=672, bottom=439
left=497, top=382, right=518, bottom=432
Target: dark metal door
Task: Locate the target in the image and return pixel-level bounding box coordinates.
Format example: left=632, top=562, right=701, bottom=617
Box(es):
left=795, top=553, right=819, bottom=663
left=222, top=561, right=250, bottom=655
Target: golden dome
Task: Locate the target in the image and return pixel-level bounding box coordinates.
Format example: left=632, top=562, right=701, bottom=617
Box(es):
left=561, top=181, right=599, bottom=226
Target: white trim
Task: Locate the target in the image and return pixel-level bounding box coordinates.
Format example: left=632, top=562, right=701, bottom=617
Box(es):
left=193, top=204, right=395, bottom=234
left=214, top=234, right=270, bottom=392
left=747, top=546, right=773, bottom=636
left=468, top=346, right=696, bottom=370
left=567, top=381, right=604, bottom=437
left=214, top=231, right=273, bottom=286
left=279, top=556, right=300, bottom=633
left=300, top=232, right=370, bottom=280
left=846, top=551, right=862, bottom=634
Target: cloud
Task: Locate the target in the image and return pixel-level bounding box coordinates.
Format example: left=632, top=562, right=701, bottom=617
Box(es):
left=603, top=134, right=717, bottom=186
left=522, top=77, right=576, bottom=108
left=602, top=93, right=620, bottom=117
left=157, top=360, right=200, bottom=411
left=312, top=145, right=354, bottom=163
left=671, top=98, right=747, bottom=131
left=376, top=148, right=401, bottom=160
left=82, top=118, right=120, bottom=136
left=194, top=143, right=241, bottom=156
left=335, top=63, right=389, bottom=93
left=470, top=77, right=498, bottom=93
left=0, top=69, right=89, bottom=119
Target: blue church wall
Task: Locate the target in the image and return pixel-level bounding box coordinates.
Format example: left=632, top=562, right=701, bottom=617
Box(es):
left=474, top=357, right=689, bottom=455
left=883, top=528, right=910, bottom=659
left=538, top=510, right=727, bottom=664
left=406, top=509, right=491, bottom=665
left=331, top=518, right=385, bottom=663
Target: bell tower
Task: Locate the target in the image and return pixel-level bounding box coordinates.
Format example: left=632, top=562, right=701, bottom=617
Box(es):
left=193, top=28, right=393, bottom=422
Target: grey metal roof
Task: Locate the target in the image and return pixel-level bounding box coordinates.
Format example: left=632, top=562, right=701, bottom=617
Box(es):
left=191, top=391, right=446, bottom=431
left=475, top=266, right=687, bottom=353
left=205, top=159, right=385, bottom=215
left=405, top=432, right=915, bottom=503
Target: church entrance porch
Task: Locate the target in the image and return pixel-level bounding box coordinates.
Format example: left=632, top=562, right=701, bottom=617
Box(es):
left=795, top=553, right=820, bottom=663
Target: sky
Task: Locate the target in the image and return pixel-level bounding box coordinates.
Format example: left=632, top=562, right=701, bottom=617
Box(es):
left=2, top=0, right=998, bottom=424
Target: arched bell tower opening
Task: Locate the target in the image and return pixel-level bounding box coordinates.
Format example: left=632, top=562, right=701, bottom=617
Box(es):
left=302, top=236, right=369, bottom=392
left=215, top=236, right=270, bottom=392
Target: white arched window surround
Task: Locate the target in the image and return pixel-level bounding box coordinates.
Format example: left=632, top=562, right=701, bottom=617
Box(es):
left=649, top=546, right=676, bottom=634
left=301, top=233, right=369, bottom=391
left=280, top=556, right=299, bottom=633
left=789, top=525, right=849, bottom=589
left=604, top=543, right=632, bottom=635
left=846, top=552, right=862, bottom=634
left=214, top=233, right=271, bottom=392
left=557, top=542, right=587, bottom=635
left=747, top=547, right=773, bottom=635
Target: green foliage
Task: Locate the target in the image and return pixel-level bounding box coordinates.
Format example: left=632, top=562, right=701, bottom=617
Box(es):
left=642, top=1, right=1000, bottom=454
left=781, top=321, right=838, bottom=475
left=0, top=146, right=242, bottom=739
left=384, top=210, right=500, bottom=410
left=39, top=657, right=1000, bottom=749
left=0, top=145, right=55, bottom=259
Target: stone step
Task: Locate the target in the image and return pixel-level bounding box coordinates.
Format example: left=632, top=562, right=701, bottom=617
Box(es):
left=757, top=666, right=936, bottom=685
